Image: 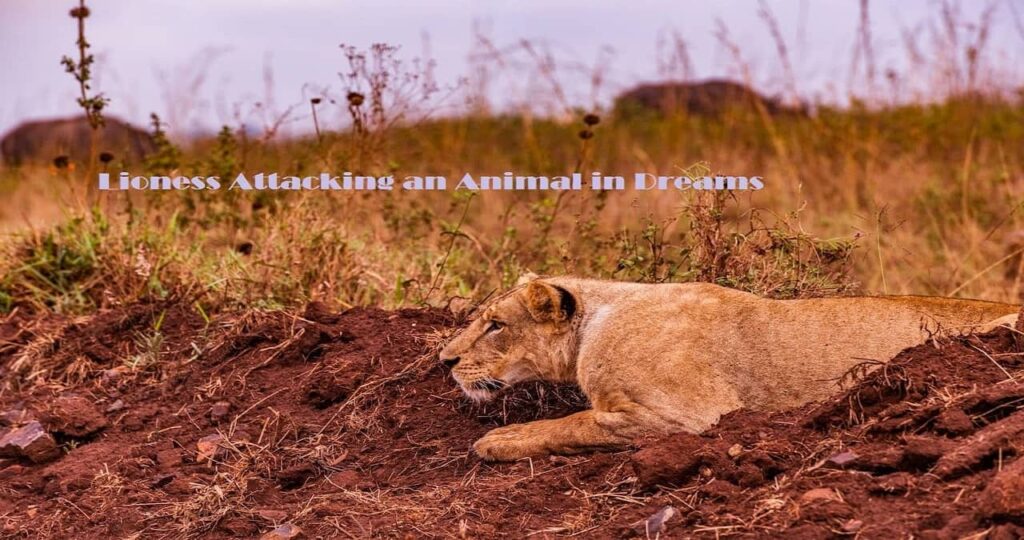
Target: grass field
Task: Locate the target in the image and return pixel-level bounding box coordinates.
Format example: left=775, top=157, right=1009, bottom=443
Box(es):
left=2, top=2, right=1023, bottom=316
left=2, top=91, right=1023, bottom=316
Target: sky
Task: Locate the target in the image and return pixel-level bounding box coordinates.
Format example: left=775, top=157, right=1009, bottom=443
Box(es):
left=1, top=0, right=1021, bottom=137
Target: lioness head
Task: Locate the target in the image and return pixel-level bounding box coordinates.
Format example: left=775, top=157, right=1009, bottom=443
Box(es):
left=439, top=280, right=579, bottom=401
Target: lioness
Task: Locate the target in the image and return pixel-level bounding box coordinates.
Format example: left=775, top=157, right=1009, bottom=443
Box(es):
left=439, top=277, right=1018, bottom=461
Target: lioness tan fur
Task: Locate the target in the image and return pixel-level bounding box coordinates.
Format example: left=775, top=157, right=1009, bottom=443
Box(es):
left=439, top=277, right=1019, bottom=462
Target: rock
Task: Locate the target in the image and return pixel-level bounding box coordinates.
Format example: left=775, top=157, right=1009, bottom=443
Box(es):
left=629, top=506, right=677, bottom=536
left=800, top=487, right=843, bottom=504
left=210, top=402, right=230, bottom=422
left=727, top=443, right=743, bottom=458
left=260, top=523, right=302, bottom=539
left=0, top=421, right=61, bottom=463
left=196, top=434, right=226, bottom=462
left=43, top=396, right=108, bottom=438
left=105, top=399, right=125, bottom=413
left=842, top=519, right=864, bottom=533
left=825, top=450, right=858, bottom=467
left=977, top=457, right=1024, bottom=519
left=0, top=408, right=29, bottom=427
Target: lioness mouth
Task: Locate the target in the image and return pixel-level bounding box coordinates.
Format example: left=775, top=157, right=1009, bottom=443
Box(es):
left=473, top=379, right=506, bottom=392
left=461, top=378, right=507, bottom=402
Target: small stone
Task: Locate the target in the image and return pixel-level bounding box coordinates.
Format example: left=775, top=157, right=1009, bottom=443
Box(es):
left=210, top=402, right=230, bottom=422
left=727, top=443, right=743, bottom=458
left=825, top=450, right=858, bottom=467
left=800, top=487, right=843, bottom=504
left=0, top=409, right=29, bottom=427
left=630, top=506, right=677, bottom=536
left=105, top=399, right=125, bottom=413
left=842, top=519, right=864, bottom=533
left=0, top=421, right=61, bottom=463
left=260, top=523, right=302, bottom=539
left=196, top=434, right=226, bottom=462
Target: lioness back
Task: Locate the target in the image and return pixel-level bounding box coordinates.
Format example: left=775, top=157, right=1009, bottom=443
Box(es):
left=553, top=279, right=1017, bottom=416
left=736, top=294, right=1018, bottom=409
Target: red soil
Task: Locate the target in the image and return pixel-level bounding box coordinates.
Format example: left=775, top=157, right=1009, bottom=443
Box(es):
left=0, top=302, right=1022, bottom=538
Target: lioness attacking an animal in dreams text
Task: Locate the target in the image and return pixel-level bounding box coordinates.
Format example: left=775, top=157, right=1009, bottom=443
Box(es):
left=439, top=277, right=1019, bottom=461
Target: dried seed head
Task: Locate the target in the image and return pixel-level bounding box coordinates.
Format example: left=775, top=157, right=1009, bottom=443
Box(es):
left=310, top=97, right=322, bottom=105
left=53, top=155, right=70, bottom=169
left=69, top=6, right=90, bottom=18
left=578, top=129, right=594, bottom=140
left=347, top=92, right=365, bottom=107
left=99, top=152, right=114, bottom=164
left=583, top=113, right=600, bottom=126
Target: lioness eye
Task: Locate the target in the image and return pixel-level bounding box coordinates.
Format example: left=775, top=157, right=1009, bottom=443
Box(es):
left=486, top=320, right=505, bottom=333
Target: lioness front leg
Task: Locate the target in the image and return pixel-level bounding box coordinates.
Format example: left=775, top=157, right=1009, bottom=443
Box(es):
left=473, top=409, right=633, bottom=461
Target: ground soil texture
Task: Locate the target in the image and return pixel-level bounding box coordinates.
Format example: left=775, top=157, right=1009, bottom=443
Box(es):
left=0, top=302, right=1023, bottom=539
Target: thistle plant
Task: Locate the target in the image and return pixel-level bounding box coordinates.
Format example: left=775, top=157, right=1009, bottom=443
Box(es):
left=61, top=0, right=108, bottom=130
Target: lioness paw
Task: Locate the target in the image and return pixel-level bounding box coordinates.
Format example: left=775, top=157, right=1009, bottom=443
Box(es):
left=473, top=424, right=545, bottom=462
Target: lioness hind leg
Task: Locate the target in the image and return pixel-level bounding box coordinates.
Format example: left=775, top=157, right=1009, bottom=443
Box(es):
left=473, top=409, right=633, bottom=462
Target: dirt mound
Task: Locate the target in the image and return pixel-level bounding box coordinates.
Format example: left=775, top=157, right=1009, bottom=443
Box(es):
left=1, top=303, right=1023, bottom=538
left=622, top=329, right=1024, bottom=538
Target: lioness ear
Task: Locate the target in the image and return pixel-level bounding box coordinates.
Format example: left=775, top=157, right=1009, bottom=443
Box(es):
left=523, top=282, right=577, bottom=323
left=516, top=271, right=540, bottom=286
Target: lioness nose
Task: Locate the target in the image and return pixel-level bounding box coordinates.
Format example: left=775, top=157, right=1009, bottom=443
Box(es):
left=441, top=356, right=460, bottom=368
